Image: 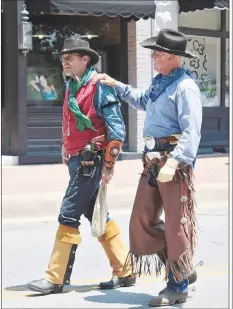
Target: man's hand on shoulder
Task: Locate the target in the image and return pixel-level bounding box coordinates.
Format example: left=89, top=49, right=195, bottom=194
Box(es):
left=92, top=73, right=117, bottom=87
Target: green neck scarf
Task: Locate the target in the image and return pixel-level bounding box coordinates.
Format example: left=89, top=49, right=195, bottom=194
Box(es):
left=68, top=66, right=96, bottom=131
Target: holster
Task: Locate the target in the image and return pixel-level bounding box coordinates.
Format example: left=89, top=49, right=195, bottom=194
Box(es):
left=81, top=144, right=102, bottom=177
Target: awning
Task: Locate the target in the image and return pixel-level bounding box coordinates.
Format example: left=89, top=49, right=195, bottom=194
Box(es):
left=179, top=0, right=229, bottom=13
left=50, top=0, right=156, bottom=19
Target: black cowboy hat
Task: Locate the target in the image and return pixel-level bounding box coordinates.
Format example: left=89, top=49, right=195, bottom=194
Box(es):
left=53, top=38, right=99, bottom=65
left=140, top=29, right=197, bottom=58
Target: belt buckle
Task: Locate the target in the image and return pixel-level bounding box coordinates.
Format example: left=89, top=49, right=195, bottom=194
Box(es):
left=144, top=136, right=156, bottom=150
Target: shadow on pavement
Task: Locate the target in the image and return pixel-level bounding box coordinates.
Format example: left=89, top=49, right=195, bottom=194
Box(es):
left=4, top=283, right=191, bottom=307
left=4, top=283, right=100, bottom=296
left=85, top=289, right=153, bottom=307
left=4, top=284, right=29, bottom=292
left=85, top=289, right=190, bottom=308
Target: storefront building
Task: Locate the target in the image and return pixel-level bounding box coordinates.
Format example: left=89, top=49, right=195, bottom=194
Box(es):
left=127, top=1, right=230, bottom=154
left=1, top=0, right=230, bottom=164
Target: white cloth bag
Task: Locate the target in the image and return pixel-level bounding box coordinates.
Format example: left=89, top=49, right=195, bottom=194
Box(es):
left=91, top=184, right=108, bottom=237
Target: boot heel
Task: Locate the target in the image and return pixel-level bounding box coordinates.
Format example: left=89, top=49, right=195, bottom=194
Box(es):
left=122, top=276, right=136, bottom=287
left=176, top=295, right=187, bottom=304
left=52, top=284, right=64, bottom=294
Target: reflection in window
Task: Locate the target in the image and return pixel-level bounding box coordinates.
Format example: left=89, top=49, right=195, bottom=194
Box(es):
left=28, top=15, right=121, bottom=106
left=183, top=36, right=220, bottom=107
left=32, top=25, right=88, bottom=53
left=31, top=16, right=117, bottom=54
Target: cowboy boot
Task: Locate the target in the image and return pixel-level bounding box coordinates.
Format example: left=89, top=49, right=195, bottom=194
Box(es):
left=28, top=224, right=81, bottom=293
left=98, top=220, right=136, bottom=289
left=158, top=270, right=197, bottom=295
left=148, top=290, right=188, bottom=307
left=157, top=250, right=197, bottom=295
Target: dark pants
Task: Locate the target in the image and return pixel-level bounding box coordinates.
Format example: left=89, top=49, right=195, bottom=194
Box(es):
left=58, top=155, right=110, bottom=228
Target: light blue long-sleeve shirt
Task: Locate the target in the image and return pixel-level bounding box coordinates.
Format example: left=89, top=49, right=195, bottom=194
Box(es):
left=114, top=71, right=202, bottom=165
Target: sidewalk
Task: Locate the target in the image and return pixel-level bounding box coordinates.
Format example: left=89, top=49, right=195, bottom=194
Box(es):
left=2, top=156, right=229, bottom=222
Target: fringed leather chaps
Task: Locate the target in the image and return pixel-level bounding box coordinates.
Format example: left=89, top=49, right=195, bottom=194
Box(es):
left=125, top=155, right=198, bottom=282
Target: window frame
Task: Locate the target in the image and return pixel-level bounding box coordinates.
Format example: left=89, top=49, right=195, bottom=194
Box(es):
left=179, top=10, right=229, bottom=108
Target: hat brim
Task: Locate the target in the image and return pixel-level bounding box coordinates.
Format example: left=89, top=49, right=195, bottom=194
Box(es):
left=53, top=47, right=99, bottom=65
left=140, top=39, right=198, bottom=59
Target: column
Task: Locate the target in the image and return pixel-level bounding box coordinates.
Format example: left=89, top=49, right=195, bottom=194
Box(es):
left=127, top=19, right=153, bottom=152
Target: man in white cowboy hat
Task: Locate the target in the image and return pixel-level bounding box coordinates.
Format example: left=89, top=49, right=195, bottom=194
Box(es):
left=93, top=29, right=202, bottom=306
left=27, top=38, right=136, bottom=294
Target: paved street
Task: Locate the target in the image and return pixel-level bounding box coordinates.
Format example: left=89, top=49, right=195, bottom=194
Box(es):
left=1, top=156, right=229, bottom=308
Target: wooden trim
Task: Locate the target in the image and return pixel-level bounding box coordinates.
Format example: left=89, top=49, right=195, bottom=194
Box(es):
left=19, top=154, right=62, bottom=164
left=178, top=27, right=229, bottom=38
left=120, top=18, right=128, bottom=84
left=220, top=10, right=226, bottom=109
left=28, top=106, right=63, bottom=113
left=3, top=0, right=28, bottom=156
left=27, top=101, right=63, bottom=108
left=120, top=17, right=129, bottom=145
left=202, top=106, right=229, bottom=116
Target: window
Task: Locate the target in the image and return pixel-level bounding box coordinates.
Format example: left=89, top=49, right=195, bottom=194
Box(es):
left=27, top=14, right=121, bottom=106
left=183, top=36, right=221, bottom=107
left=27, top=25, right=64, bottom=107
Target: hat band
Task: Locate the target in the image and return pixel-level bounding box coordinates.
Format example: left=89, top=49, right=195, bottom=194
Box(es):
left=154, top=43, right=186, bottom=54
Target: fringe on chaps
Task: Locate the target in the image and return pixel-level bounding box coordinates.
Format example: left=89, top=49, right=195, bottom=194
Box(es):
left=124, top=154, right=198, bottom=283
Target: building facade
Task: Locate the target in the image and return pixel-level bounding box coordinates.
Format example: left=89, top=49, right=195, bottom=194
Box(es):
left=1, top=0, right=230, bottom=164
left=127, top=5, right=230, bottom=153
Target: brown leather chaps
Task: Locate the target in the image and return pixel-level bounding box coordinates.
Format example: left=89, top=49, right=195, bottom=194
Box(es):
left=125, top=157, right=198, bottom=282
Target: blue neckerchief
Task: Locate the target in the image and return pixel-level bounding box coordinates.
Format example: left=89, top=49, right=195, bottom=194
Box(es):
left=149, top=67, right=195, bottom=102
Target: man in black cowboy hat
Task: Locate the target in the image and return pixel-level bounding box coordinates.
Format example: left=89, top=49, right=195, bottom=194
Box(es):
left=27, top=38, right=136, bottom=294
left=93, top=29, right=202, bottom=306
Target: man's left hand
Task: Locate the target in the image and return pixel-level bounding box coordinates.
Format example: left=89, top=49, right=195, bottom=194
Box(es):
left=101, top=165, right=114, bottom=187
left=157, top=157, right=179, bottom=183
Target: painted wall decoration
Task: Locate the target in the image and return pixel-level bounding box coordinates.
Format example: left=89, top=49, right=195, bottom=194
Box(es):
left=183, top=36, right=219, bottom=107
left=27, top=67, right=63, bottom=101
